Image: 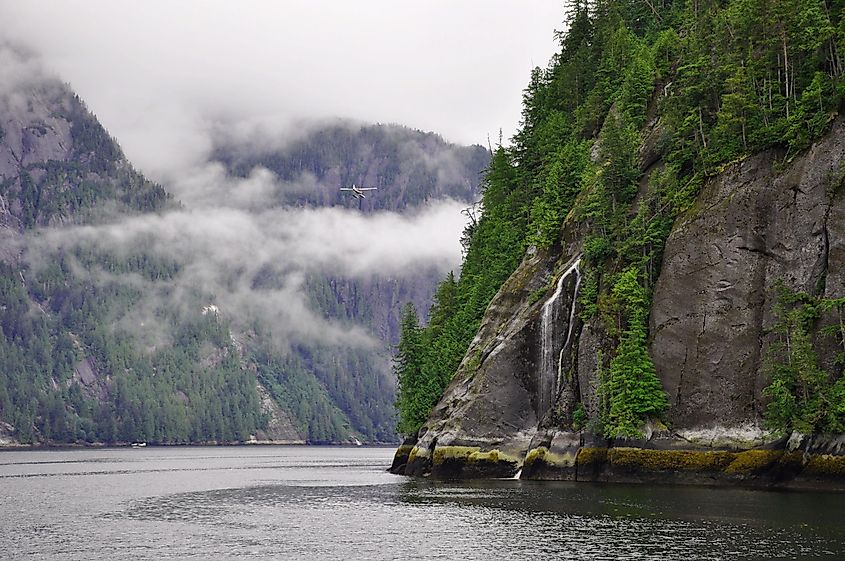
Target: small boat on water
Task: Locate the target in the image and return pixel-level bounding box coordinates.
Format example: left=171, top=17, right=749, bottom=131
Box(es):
left=130, top=442, right=147, bottom=448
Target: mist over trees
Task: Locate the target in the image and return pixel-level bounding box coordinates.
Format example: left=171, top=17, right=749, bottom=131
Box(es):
left=0, top=51, right=490, bottom=445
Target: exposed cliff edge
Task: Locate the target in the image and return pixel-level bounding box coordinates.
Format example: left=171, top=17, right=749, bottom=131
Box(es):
left=390, top=118, right=845, bottom=490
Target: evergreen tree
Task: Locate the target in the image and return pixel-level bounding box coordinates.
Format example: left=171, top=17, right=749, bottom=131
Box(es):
left=395, top=304, right=424, bottom=435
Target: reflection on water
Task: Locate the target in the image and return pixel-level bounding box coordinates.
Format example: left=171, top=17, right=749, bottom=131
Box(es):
left=0, top=446, right=841, bottom=560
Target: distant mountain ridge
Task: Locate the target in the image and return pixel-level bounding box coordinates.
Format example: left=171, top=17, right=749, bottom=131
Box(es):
left=0, top=51, right=489, bottom=446
left=214, top=122, right=489, bottom=212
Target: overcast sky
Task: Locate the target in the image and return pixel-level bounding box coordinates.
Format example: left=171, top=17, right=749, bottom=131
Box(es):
left=0, top=1, right=563, bottom=180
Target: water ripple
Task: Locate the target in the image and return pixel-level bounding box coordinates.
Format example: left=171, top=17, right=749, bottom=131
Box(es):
left=0, top=447, right=842, bottom=561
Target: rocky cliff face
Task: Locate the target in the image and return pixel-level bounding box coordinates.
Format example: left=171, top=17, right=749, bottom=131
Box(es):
left=0, top=66, right=168, bottom=235
left=651, top=119, right=845, bottom=436
left=391, top=119, right=845, bottom=489
left=0, top=81, right=74, bottom=231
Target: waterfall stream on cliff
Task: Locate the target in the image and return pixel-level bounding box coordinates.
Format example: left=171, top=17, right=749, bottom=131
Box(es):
left=558, top=261, right=582, bottom=387
left=538, top=257, right=581, bottom=419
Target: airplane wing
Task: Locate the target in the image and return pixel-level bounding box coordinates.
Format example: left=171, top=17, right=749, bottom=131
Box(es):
left=357, top=188, right=378, bottom=191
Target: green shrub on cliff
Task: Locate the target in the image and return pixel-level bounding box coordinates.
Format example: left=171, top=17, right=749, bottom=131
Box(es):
left=599, top=267, right=667, bottom=437
left=764, top=286, right=845, bottom=434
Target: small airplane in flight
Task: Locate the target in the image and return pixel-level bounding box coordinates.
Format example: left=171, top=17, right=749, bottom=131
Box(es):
left=339, top=183, right=378, bottom=199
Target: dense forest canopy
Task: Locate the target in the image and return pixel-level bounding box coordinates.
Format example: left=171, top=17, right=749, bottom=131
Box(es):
left=395, top=0, right=845, bottom=437
left=214, top=123, right=489, bottom=211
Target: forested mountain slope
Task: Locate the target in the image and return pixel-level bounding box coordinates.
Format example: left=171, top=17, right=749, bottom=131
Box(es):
left=0, top=49, right=488, bottom=446
left=215, top=122, right=489, bottom=212
left=392, top=0, right=845, bottom=488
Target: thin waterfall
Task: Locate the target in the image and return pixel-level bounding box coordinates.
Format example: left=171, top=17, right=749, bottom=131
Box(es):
left=557, top=263, right=582, bottom=390
left=538, top=257, right=581, bottom=419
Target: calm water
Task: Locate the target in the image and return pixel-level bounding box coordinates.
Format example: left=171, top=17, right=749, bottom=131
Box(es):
left=0, top=446, right=842, bottom=560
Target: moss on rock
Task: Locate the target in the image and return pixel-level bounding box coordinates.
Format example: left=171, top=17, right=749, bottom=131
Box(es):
left=407, top=445, right=430, bottom=466
left=394, top=444, right=414, bottom=458
left=576, top=447, right=608, bottom=467
left=468, top=448, right=519, bottom=464
left=389, top=444, right=415, bottom=474
left=430, top=445, right=520, bottom=478
left=608, top=448, right=734, bottom=472
left=803, top=454, right=845, bottom=477
left=432, top=445, right=477, bottom=466
left=724, top=449, right=784, bottom=474
left=432, top=445, right=520, bottom=466
left=404, top=445, right=433, bottom=477
left=524, top=446, right=548, bottom=468
left=394, top=436, right=845, bottom=486
left=776, top=451, right=805, bottom=470
left=524, top=446, right=577, bottom=469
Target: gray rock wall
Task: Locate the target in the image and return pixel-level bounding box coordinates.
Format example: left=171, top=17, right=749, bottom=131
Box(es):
left=650, top=118, right=845, bottom=430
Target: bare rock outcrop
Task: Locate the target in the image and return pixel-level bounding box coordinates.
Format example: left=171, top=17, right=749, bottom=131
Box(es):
left=253, top=383, right=306, bottom=444
left=650, top=119, right=845, bottom=431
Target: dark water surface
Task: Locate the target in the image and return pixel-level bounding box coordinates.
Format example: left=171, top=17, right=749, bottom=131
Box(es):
left=0, top=446, right=842, bottom=560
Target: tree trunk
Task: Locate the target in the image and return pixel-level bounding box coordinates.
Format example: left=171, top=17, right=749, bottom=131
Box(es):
left=783, top=33, right=790, bottom=118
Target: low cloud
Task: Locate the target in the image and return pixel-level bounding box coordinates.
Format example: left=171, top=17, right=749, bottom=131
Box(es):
left=170, top=163, right=290, bottom=210
left=0, top=45, right=62, bottom=134
left=30, top=198, right=468, bottom=277
left=0, top=45, right=45, bottom=95
left=2, top=45, right=477, bottom=352
left=24, top=197, right=469, bottom=348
